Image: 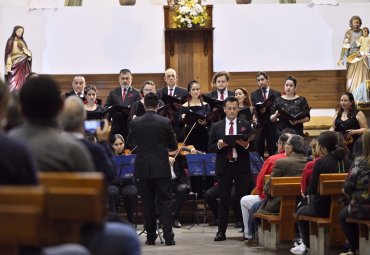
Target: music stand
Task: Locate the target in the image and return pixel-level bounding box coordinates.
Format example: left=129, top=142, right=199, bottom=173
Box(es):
left=186, top=153, right=216, bottom=231
left=113, top=155, right=136, bottom=179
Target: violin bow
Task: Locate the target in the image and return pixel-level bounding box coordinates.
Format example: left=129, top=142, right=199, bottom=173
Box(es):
left=173, top=122, right=197, bottom=159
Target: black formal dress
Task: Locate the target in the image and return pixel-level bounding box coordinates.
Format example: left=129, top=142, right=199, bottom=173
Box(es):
left=208, top=118, right=254, bottom=235
left=270, top=96, right=310, bottom=136
left=334, top=111, right=361, bottom=153
left=251, top=88, right=281, bottom=157
left=179, top=104, right=210, bottom=152
left=127, top=110, right=177, bottom=243
left=105, top=86, right=141, bottom=140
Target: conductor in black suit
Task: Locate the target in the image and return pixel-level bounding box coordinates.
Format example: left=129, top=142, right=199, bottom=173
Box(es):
left=156, top=68, right=188, bottom=139
left=251, top=72, right=281, bottom=157
left=127, top=92, right=177, bottom=246
left=208, top=97, right=254, bottom=241
left=105, top=69, right=141, bottom=140
left=205, top=71, right=235, bottom=101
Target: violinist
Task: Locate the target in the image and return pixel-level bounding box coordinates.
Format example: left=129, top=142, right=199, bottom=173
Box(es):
left=110, top=134, right=138, bottom=223
left=180, top=80, right=210, bottom=152
left=168, top=145, right=192, bottom=228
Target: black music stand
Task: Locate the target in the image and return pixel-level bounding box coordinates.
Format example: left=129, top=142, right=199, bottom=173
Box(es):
left=186, top=153, right=216, bottom=231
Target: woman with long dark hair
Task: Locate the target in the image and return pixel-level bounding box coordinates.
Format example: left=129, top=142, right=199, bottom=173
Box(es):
left=270, top=76, right=310, bottom=136
left=179, top=80, right=210, bottom=152
left=5, top=26, right=32, bottom=91
left=330, top=91, right=368, bottom=155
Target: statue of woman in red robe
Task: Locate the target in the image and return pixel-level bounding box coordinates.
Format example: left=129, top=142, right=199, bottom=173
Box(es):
left=4, top=26, right=32, bottom=91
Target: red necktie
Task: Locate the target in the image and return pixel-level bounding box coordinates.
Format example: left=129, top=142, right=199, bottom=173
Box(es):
left=227, top=121, right=234, bottom=159
left=122, top=88, right=127, bottom=103
left=263, top=90, right=267, bottom=101
left=220, top=91, right=224, bottom=101
left=169, top=88, right=173, bottom=97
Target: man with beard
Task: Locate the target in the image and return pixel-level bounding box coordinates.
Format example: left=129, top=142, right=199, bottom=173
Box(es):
left=251, top=72, right=281, bottom=158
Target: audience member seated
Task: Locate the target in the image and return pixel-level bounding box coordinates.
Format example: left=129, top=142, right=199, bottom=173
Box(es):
left=292, top=131, right=352, bottom=255
left=240, top=132, right=291, bottom=241
left=8, top=76, right=141, bottom=255
left=168, top=152, right=192, bottom=228
left=3, top=90, right=23, bottom=132
left=0, top=79, right=92, bottom=255
left=339, top=129, right=370, bottom=255
left=110, top=134, right=138, bottom=223
left=258, top=134, right=307, bottom=215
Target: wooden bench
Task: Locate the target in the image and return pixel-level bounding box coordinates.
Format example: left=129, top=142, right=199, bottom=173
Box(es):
left=0, top=186, right=45, bottom=255
left=297, top=173, right=347, bottom=255
left=346, top=218, right=370, bottom=254
left=38, top=172, right=106, bottom=245
left=254, top=176, right=301, bottom=249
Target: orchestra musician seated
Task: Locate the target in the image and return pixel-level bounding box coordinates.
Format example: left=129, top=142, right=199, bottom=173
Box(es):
left=110, top=134, right=138, bottom=224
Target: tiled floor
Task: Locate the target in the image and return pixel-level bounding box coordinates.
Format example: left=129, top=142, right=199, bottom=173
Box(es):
left=139, top=223, right=295, bottom=255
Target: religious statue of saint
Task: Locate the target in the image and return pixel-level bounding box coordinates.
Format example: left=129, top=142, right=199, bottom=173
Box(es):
left=338, top=16, right=369, bottom=99
left=4, top=26, right=32, bottom=91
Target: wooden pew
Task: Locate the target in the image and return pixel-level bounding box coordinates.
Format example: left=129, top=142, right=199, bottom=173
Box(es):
left=0, top=186, right=44, bottom=255
left=297, top=173, right=347, bottom=255
left=254, top=176, right=301, bottom=249
left=38, top=172, right=106, bottom=245
left=346, top=218, right=370, bottom=254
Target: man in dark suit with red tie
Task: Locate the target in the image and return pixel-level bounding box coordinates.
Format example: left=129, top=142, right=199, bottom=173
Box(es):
left=127, top=92, right=178, bottom=246
left=105, top=69, right=141, bottom=140
left=208, top=97, right=254, bottom=241
left=156, top=68, right=188, bottom=139
left=251, top=71, right=281, bottom=158
left=205, top=71, right=235, bottom=101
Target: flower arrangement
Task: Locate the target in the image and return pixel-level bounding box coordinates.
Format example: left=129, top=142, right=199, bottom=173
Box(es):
left=173, top=0, right=208, bottom=29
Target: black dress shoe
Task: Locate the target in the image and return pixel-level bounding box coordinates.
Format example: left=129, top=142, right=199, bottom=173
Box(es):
left=165, top=239, right=176, bottom=246
left=173, top=219, right=182, bottom=228
left=214, top=231, right=226, bottom=241
left=145, top=240, right=155, bottom=245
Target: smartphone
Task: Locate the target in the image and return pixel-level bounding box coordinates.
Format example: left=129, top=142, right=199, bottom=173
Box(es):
left=84, top=120, right=104, bottom=134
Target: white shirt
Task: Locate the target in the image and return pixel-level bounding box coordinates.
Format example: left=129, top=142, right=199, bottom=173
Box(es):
left=225, top=118, right=238, bottom=158
left=168, top=85, right=176, bottom=96
left=217, top=90, right=228, bottom=101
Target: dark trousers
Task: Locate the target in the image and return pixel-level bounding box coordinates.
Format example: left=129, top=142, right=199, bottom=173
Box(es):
left=339, top=206, right=359, bottom=251
left=205, top=184, right=242, bottom=223
left=108, top=183, right=138, bottom=223
left=171, top=179, right=190, bottom=219
left=296, top=204, right=327, bottom=248
left=138, top=178, right=174, bottom=242
left=217, top=162, right=253, bottom=233
left=255, top=122, right=277, bottom=158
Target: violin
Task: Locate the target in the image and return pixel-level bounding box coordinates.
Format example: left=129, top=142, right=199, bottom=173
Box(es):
left=123, top=149, right=132, bottom=155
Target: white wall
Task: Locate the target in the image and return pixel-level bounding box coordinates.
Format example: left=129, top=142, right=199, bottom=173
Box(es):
left=1, top=1, right=370, bottom=75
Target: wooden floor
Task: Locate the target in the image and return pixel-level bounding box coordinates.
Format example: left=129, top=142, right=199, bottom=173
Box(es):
left=137, top=223, right=344, bottom=255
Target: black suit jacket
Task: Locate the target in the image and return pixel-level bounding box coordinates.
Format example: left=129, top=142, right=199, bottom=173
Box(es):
left=105, top=86, right=141, bottom=108
left=208, top=118, right=252, bottom=176
left=127, top=111, right=177, bottom=179
left=205, top=90, right=235, bottom=100
left=157, top=86, right=188, bottom=100
left=251, top=88, right=281, bottom=124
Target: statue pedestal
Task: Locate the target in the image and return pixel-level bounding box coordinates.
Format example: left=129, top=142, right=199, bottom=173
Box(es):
left=357, top=101, right=370, bottom=127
